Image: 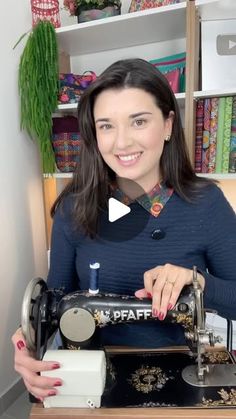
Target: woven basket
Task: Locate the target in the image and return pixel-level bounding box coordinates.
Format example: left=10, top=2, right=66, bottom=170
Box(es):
left=52, top=132, right=81, bottom=172
left=52, top=116, right=81, bottom=173
left=31, top=0, right=61, bottom=28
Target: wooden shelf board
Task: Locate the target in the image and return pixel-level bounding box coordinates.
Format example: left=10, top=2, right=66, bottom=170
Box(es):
left=43, top=173, right=73, bottom=179
left=197, top=173, right=236, bottom=180
left=56, top=93, right=186, bottom=113
left=43, top=173, right=236, bottom=181
left=57, top=103, right=78, bottom=111
left=56, top=2, right=186, bottom=56
left=194, top=89, right=236, bottom=99
left=196, top=0, right=236, bottom=21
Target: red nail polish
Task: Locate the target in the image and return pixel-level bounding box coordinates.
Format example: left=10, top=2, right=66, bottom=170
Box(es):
left=16, top=340, right=25, bottom=350
left=48, top=391, right=57, bottom=397
left=159, top=312, right=164, bottom=321
left=167, top=303, right=173, bottom=311
left=54, top=381, right=62, bottom=386
left=51, top=364, right=60, bottom=369
left=147, top=292, right=152, bottom=298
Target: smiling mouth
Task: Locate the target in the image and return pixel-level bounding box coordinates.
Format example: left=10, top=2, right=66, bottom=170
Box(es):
left=116, top=152, right=143, bottom=161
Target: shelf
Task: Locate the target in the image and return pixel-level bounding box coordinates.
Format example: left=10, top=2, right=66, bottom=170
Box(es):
left=43, top=173, right=73, bottom=178
left=197, top=173, right=236, bottom=180
left=56, top=2, right=186, bottom=56
left=43, top=172, right=236, bottom=180
left=56, top=93, right=186, bottom=113
left=57, top=103, right=78, bottom=112
left=175, top=93, right=185, bottom=108
left=194, top=89, right=236, bottom=99
left=196, top=0, right=236, bottom=21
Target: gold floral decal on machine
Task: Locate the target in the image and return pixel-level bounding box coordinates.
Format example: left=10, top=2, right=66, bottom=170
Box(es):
left=128, top=365, right=169, bottom=394
left=174, top=313, right=193, bottom=329
left=202, top=351, right=231, bottom=364
left=199, top=389, right=236, bottom=407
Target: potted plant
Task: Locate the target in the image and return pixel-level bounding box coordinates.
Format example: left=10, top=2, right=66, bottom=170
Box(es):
left=64, top=0, right=121, bottom=23
left=17, top=20, right=59, bottom=173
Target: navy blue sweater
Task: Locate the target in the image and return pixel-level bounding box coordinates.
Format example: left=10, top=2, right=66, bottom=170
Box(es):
left=47, top=184, right=236, bottom=348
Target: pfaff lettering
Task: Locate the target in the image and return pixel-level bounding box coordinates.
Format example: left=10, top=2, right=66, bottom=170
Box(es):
left=112, top=309, right=152, bottom=321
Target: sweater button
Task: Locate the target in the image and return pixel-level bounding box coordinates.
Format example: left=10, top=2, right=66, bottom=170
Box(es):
left=151, top=229, right=165, bottom=240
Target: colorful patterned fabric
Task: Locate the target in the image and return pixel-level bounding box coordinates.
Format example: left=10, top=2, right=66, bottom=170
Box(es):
left=129, top=0, right=180, bottom=13
left=215, top=97, right=226, bottom=174
left=194, top=100, right=204, bottom=173
left=150, top=52, right=186, bottom=94
left=222, top=97, right=233, bottom=173
left=58, top=72, right=96, bottom=105
left=208, top=97, right=219, bottom=173
left=201, top=99, right=211, bottom=173
left=110, top=182, right=174, bottom=217
left=229, top=97, right=236, bottom=173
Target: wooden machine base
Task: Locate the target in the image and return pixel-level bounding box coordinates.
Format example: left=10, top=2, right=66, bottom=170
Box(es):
left=30, top=404, right=236, bottom=419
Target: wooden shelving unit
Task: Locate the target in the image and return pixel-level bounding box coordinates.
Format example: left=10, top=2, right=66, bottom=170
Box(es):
left=43, top=0, right=236, bottom=245
left=194, top=89, right=236, bottom=99
left=57, top=92, right=186, bottom=113
left=56, top=2, right=186, bottom=56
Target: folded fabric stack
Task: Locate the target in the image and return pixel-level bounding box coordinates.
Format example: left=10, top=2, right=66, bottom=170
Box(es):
left=194, top=96, right=236, bottom=174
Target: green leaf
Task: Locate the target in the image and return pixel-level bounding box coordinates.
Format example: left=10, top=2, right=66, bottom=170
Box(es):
left=13, top=30, right=31, bottom=50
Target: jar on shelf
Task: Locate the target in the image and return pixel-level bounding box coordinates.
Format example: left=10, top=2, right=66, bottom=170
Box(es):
left=31, top=0, right=61, bottom=28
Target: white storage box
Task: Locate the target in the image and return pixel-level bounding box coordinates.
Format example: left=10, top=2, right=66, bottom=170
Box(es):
left=201, top=19, right=236, bottom=90
left=41, top=350, right=106, bottom=408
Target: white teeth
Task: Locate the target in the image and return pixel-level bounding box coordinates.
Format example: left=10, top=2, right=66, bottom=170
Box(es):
left=118, top=152, right=142, bottom=161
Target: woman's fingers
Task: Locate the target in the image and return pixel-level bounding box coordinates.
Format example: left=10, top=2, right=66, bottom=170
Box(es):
left=134, top=288, right=149, bottom=298
left=15, top=352, right=60, bottom=374
left=12, top=328, right=62, bottom=400
left=156, top=282, right=175, bottom=320
left=143, top=266, right=162, bottom=295
left=143, top=264, right=193, bottom=320
left=19, top=361, right=62, bottom=399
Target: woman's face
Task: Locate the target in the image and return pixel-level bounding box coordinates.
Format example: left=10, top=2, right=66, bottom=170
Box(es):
left=94, top=88, right=173, bottom=191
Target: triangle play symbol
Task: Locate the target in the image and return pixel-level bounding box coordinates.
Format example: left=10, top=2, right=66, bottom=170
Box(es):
left=108, top=198, right=131, bottom=222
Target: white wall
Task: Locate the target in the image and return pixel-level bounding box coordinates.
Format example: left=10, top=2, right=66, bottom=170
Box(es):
left=0, top=0, right=48, bottom=399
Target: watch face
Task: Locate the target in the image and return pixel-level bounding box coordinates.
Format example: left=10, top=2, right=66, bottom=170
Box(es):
left=216, top=34, right=236, bottom=55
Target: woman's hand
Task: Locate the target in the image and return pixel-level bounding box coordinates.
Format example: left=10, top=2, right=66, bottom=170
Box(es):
left=12, top=328, right=62, bottom=401
left=135, top=263, right=205, bottom=321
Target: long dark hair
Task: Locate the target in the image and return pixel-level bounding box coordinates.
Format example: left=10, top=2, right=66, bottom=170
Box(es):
left=52, top=58, right=214, bottom=237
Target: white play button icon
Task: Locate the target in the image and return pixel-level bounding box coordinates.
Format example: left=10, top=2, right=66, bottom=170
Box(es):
left=229, top=40, right=236, bottom=50
left=108, top=197, right=131, bottom=222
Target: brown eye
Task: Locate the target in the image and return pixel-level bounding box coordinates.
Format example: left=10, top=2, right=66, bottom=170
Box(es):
left=99, top=123, right=112, bottom=130
left=134, top=119, right=146, bottom=127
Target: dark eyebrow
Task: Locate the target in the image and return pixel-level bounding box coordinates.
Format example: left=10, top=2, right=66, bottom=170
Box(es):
left=95, top=118, right=110, bottom=124
left=129, top=112, right=152, bottom=118
left=95, top=112, right=152, bottom=123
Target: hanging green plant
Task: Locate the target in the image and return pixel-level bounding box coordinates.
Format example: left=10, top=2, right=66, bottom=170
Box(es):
left=18, top=20, right=59, bottom=173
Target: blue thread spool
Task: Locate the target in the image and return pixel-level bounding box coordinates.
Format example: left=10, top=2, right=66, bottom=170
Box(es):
left=89, top=262, right=100, bottom=294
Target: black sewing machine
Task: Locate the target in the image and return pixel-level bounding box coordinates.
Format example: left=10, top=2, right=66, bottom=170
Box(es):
left=21, top=266, right=236, bottom=409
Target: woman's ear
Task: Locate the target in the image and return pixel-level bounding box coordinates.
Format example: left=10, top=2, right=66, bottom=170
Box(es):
left=165, top=111, right=175, bottom=136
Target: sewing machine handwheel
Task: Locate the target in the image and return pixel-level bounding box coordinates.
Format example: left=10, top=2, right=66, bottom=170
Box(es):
left=21, top=278, right=48, bottom=351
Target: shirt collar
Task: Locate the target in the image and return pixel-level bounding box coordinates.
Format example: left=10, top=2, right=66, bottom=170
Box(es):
left=110, top=182, right=174, bottom=217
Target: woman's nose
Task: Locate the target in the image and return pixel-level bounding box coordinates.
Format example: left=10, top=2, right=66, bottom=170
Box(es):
left=115, top=128, right=134, bottom=150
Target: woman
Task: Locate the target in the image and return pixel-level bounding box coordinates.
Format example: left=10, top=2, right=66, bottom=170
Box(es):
left=12, top=58, right=236, bottom=401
